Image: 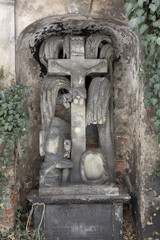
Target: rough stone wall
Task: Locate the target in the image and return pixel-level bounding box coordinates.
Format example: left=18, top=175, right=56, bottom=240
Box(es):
left=0, top=0, right=159, bottom=238
left=0, top=0, right=17, bottom=232
left=135, top=87, right=160, bottom=240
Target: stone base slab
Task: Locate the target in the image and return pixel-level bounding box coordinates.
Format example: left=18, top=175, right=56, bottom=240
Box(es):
left=28, top=186, right=130, bottom=240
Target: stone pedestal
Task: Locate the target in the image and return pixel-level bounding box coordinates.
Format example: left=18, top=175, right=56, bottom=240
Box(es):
left=28, top=185, right=130, bottom=240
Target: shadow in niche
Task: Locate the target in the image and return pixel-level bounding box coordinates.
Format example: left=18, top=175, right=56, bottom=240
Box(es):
left=85, top=76, right=99, bottom=149
left=55, top=87, right=71, bottom=124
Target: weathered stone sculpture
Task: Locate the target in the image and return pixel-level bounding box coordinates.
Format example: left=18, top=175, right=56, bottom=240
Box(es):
left=28, top=32, right=130, bottom=240
left=39, top=76, right=73, bottom=188
left=39, top=34, right=114, bottom=189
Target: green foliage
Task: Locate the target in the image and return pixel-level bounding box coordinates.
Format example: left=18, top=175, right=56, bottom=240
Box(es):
left=0, top=81, right=30, bottom=211
left=153, top=167, right=160, bottom=177
left=0, top=206, right=45, bottom=239
left=124, top=0, right=160, bottom=145
left=0, top=66, right=4, bottom=79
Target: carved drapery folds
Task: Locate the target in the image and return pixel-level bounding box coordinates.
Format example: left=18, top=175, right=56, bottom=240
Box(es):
left=39, top=34, right=114, bottom=190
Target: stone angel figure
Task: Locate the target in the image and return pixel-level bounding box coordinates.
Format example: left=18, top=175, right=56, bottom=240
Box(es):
left=39, top=76, right=73, bottom=189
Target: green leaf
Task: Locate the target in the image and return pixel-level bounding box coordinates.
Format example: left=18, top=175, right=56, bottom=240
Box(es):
left=149, top=3, right=157, bottom=12
left=151, top=98, right=158, bottom=106
left=124, top=2, right=133, bottom=14
left=154, top=88, right=158, bottom=95
left=156, top=37, right=160, bottom=46
left=153, top=120, right=160, bottom=131
left=0, top=138, right=4, bottom=145
left=2, top=196, right=8, bottom=202
left=152, top=19, right=160, bottom=27
left=152, top=0, right=160, bottom=7
left=138, top=0, right=145, bottom=6
left=138, top=71, right=143, bottom=79
left=139, top=24, right=149, bottom=34
left=145, top=91, right=153, bottom=98
left=154, top=83, right=160, bottom=90
left=129, top=17, right=141, bottom=29
left=8, top=125, right=13, bottom=131
left=149, top=14, right=156, bottom=21
left=143, top=98, right=150, bottom=106
left=136, top=8, right=145, bottom=16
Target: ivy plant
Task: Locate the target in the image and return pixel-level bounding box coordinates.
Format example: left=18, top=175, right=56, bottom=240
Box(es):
left=0, top=206, right=45, bottom=239
left=0, top=80, right=30, bottom=212
left=0, top=66, right=4, bottom=79
left=124, top=0, right=160, bottom=145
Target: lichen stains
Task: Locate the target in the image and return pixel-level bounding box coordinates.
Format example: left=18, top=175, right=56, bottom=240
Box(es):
left=91, top=0, right=126, bottom=21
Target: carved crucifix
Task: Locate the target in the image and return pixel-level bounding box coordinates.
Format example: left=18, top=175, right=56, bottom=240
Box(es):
left=48, top=36, right=108, bottom=183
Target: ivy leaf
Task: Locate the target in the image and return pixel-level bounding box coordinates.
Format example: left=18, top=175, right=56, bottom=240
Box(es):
left=0, top=138, right=4, bottom=145
left=151, top=98, right=158, bottom=106
left=129, top=17, right=141, bottom=29
left=124, top=2, right=133, bottom=14
left=152, top=0, right=160, bottom=7
left=138, top=71, right=143, bottom=79
left=138, top=0, right=145, bottom=6
left=156, top=37, right=160, bottom=46
left=154, top=83, right=160, bottom=90
left=149, top=3, right=157, bottom=12
left=2, top=196, right=8, bottom=202
left=154, top=83, right=160, bottom=95
left=153, top=120, right=160, bottom=132
left=8, top=125, right=13, bottom=131
left=149, top=14, right=156, bottom=21
left=136, top=8, right=145, bottom=16
left=139, top=24, right=149, bottom=34
left=156, top=110, right=160, bottom=117
left=154, top=88, right=159, bottom=95
left=146, top=91, right=153, bottom=98
left=152, top=19, right=160, bottom=27
left=140, top=15, right=146, bottom=23
left=143, top=98, right=150, bottom=106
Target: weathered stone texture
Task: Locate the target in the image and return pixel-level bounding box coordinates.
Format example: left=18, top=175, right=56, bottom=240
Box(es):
left=16, top=0, right=128, bottom=37
left=0, top=0, right=15, bottom=85
left=16, top=0, right=67, bottom=37
left=91, top=0, right=127, bottom=23
left=134, top=88, right=160, bottom=239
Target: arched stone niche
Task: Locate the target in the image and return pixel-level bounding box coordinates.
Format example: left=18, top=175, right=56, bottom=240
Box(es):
left=16, top=14, right=140, bottom=200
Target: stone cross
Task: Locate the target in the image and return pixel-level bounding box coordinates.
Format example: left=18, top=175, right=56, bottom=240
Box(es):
left=48, top=36, right=108, bottom=183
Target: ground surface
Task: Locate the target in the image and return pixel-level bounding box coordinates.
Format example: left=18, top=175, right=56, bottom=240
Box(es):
left=123, top=204, right=138, bottom=240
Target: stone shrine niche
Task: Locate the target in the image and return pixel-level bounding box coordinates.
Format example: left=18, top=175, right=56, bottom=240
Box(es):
left=38, top=34, right=114, bottom=192
left=26, top=18, right=131, bottom=240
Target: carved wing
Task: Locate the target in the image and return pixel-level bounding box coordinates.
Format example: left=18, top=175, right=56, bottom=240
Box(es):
left=85, top=35, right=112, bottom=59
left=40, top=76, right=70, bottom=130
left=86, top=77, right=111, bottom=125
left=39, top=76, right=70, bottom=156
left=39, top=35, right=70, bottom=67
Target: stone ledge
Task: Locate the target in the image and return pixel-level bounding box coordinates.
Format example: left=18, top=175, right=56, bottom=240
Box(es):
left=28, top=188, right=130, bottom=204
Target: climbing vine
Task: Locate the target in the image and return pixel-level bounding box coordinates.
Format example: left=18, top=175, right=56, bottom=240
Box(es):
left=0, top=206, right=45, bottom=239
left=0, top=72, right=30, bottom=212
left=0, top=66, right=4, bottom=79
left=124, top=0, right=160, bottom=145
